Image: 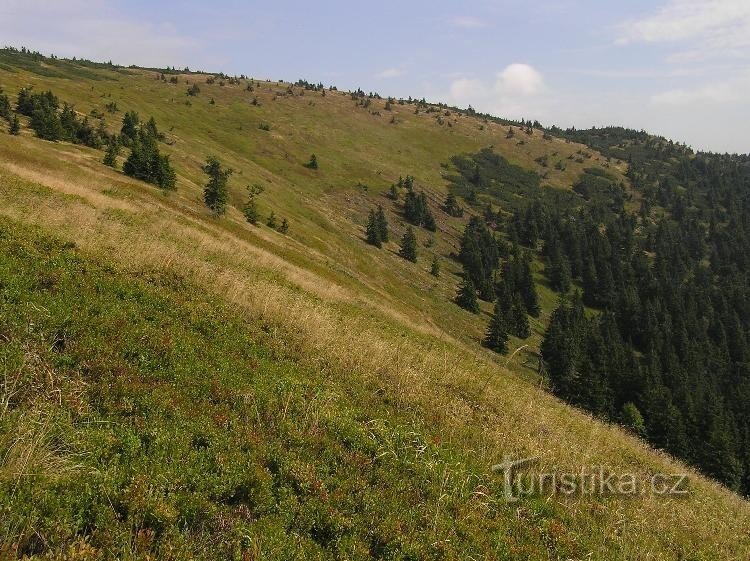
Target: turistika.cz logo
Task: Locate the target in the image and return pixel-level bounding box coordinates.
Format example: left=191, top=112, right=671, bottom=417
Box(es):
left=492, top=455, right=689, bottom=502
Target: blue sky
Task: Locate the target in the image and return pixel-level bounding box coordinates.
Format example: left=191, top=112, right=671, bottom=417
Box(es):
left=1, top=0, right=748, bottom=153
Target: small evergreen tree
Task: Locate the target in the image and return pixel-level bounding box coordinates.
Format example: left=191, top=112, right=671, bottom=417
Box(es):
left=375, top=205, right=389, bottom=242
left=430, top=256, right=441, bottom=277
left=144, top=116, right=160, bottom=140
left=510, top=296, right=531, bottom=339
left=202, top=156, right=233, bottom=215
left=279, top=218, right=289, bottom=234
left=305, top=154, right=318, bottom=169
left=399, top=226, right=417, bottom=262
left=621, top=402, right=646, bottom=437
left=103, top=138, right=120, bottom=168
left=455, top=273, right=480, bottom=313
left=123, top=131, right=176, bottom=190
left=267, top=212, right=277, bottom=229
left=120, top=110, right=139, bottom=145
left=30, top=105, right=63, bottom=140
left=444, top=193, right=463, bottom=217
left=484, top=300, right=509, bottom=353
left=0, top=90, right=10, bottom=120
left=366, top=209, right=381, bottom=248
left=422, top=204, right=437, bottom=231
left=242, top=184, right=264, bottom=225
left=9, top=114, right=20, bottom=135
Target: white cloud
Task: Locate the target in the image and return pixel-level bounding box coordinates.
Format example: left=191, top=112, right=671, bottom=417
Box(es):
left=616, top=0, right=750, bottom=61
left=446, top=64, right=546, bottom=119
left=494, top=63, right=545, bottom=96
left=376, top=67, right=404, bottom=79
left=446, top=16, right=487, bottom=29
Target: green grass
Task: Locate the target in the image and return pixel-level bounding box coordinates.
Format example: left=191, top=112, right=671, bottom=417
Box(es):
left=0, top=53, right=748, bottom=560
left=0, top=219, right=611, bottom=560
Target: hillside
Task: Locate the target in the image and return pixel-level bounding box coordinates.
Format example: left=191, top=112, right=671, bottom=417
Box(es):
left=0, top=49, right=749, bottom=560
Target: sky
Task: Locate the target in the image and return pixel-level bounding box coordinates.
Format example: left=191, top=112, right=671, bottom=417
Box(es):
left=1, top=0, right=748, bottom=153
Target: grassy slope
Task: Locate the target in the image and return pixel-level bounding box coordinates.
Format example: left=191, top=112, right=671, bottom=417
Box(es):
left=0, top=56, right=748, bottom=559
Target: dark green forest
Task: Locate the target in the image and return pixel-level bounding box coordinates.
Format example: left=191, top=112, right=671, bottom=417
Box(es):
left=450, top=131, right=750, bottom=495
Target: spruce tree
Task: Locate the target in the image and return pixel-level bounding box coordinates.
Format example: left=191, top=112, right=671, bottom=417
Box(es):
left=123, top=131, right=176, bottom=190
left=202, top=156, right=232, bottom=215
left=267, top=212, right=277, bottom=229
left=484, top=300, right=509, bottom=353
left=305, top=154, right=318, bottom=169
left=455, top=273, right=479, bottom=313
left=279, top=218, right=289, bottom=234
left=375, top=205, right=389, bottom=242
left=366, top=209, right=382, bottom=248
left=548, top=249, right=572, bottom=293
left=399, top=226, right=417, bottom=262
left=444, top=193, right=463, bottom=217
left=404, top=190, right=422, bottom=225
left=242, top=184, right=264, bottom=225
left=103, top=138, right=119, bottom=168
left=243, top=198, right=259, bottom=224
left=621, top=402, right=646, bottom=437
left=120, top=110, right=139, bottom=145
left=423, top=205, right=437, bottom=231
left=510, top=296, right=531, bottom=339
left=520, top=251, right=541, bottom=316
left=0, top=91, right=10, bottom=120
left=30, top=105, right=63, bottom=141
left=9, top=114, right=20, bottom=135
left=430, top=256, right=441, bottom=277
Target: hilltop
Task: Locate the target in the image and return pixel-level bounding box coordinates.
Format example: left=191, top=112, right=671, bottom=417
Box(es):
left=0, top=48, right=748, bottom=560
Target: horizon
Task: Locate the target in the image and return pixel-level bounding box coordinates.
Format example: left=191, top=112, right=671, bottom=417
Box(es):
left=1, top=0, right=748, bottom=154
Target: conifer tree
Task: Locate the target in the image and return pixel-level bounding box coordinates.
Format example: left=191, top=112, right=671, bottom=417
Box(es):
left=404, top=190, right=422, bottom=225
left=242, top=184, right=264, bottom=225
left=202, top=156, right=232, bottom=215
left=484, top=300, right=509, bottom=353
left=120, top=110, right=139, bottom=145
left=366, top=209, right=381, bottom=248
left=123, top=130, right=176, bottom=190
left=455, top=273, right=479, bottom=313
left=520, top=251, right=541, bottom=316
left=267, top=212, right=277, bottom=229
left=144, top=116, right=160, bottom=140
left=399, top=225, right=417, bottom=262
left=548, top=248, right=572, bottom=293
left=103, top=138, right=119, bottom=168
left=621, top=402, right=646, bottom=437
left=510, top=295, right=531, bottom=339
left=279, top=218, right=289, bottom=234
left=9, top=114, right=20, bottom=135
left=423, top=204, right=437, bottom=231
left=430, top=256, right=441, bottom=277
left=305, top=154, right=318, bottom=169
left=0, top=90, right=10, bottom=120
left=375, top=205, right=389, bottom=242
left=443, top=193, right=463, bottom=217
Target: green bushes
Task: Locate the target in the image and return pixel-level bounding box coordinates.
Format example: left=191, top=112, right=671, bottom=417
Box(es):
left=16, top=88, right=106, bottom=146
left=123, top=131, right=176, bottom=190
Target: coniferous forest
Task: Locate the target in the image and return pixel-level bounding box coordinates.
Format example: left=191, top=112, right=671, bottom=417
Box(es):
left=449, top=130, right=750, bottom=495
